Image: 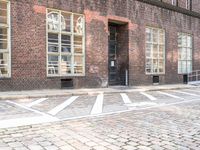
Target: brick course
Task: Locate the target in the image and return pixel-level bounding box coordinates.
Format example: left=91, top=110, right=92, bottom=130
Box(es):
left=0, top=0, right=200, bottom=91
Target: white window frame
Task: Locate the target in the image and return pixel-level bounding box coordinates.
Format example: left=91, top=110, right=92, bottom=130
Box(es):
left=46, top=8, right=85, bottom=77
left=145, top=26, right=165, bottom=75
left=178, top=32, right=193, bottom=74
left=0, top=0, right=11, bottom=78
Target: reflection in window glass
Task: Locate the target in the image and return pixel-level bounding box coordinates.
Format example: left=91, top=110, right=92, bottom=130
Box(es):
left=47, top=9, right=85, bottom=76
left=178, top=33, right=192, bottom=74
left=145, top=27, right=165, bottom=74
left=0, top=1, right=9, bottom=78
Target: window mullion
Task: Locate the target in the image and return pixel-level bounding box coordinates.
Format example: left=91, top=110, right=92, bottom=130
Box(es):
left=71, top=14, right=74, bottom=75
left=151, top=30, right=153, bottom=74
left=59, top=11, right=62, bottom=76
left=157, top=30, right=160, bottom=74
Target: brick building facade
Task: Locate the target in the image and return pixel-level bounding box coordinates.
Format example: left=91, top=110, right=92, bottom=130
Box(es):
left=0, top=0, right=200, bottom=91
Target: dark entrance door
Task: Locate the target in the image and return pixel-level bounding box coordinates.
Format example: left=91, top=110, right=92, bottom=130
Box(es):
left=108, top=25, right=120, bottom=85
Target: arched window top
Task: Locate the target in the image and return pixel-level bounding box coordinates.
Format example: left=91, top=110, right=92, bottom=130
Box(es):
left=47, top=11, right=66, bottom=31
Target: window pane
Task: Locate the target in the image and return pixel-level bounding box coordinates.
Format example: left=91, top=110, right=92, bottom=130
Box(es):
left=74, top=55, right=83, bottom=74
left=74, top=15, right=84, bottom=34
left=0, top=1, right=7, bottom=24
left=178, top=61, right=182, bottom=74
left=159, top=59, right=164, bottom=72
left=153, top=44, right=158, bottom=58
left=61, top=35, right=71, bottom=53
left=48, top=55, right=59, bottom=74
left=187, top=61, right=192, bottom=73
left=61, top=55, right=72, bottom=74
left=181, top=48, right=187, bottom=60
left=159, top=45, right=164, bottom=53
left=0, top=27, right=7, bottom=50
left=0, top=52, right=8, bottom=76
left=182, top=61, right=187, bottom=73
left=146, top=59, right=152, bottom=73
left=187, top=48, right=192, bottom=60
left=178, top=34, right=182, bottom=47
left=159, top=32, right=164, bottom=44
left=187, top=36, right=192, bottom=48
left=48, top=11, right=60, bottom=31
left=153, top=59, right=158, bottom=73
left=48, top=33, right=59, bottom=53
left=62, top=12, right=71, bottom=32
left=74, top=36, right=83, bottom=54
left=153, top=29, right=158, bottom=43
left=146, top=28, right=151, bottom=42
left=178, top=48, right=182, bottom=60
left=146, top=43, right=151, bottom=58
left=182, top=35, right=187, bottom=47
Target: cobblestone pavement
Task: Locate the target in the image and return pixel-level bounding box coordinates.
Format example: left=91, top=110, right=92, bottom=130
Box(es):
left=0, top=97, right=200, bottom=149
left=1, top=88, right=200, bottom=128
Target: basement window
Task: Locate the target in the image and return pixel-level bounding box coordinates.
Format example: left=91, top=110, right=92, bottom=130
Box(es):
left=47, top=9, right=85, bottom=77
left=61, top=79, right=73, bottom=89
left=153, top=76, right=159, bottom=84
left=0, top=0, right=10, bottom=78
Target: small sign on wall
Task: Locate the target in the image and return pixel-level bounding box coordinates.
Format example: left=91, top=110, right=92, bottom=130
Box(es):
left=111, top=61, right=115, bottom=67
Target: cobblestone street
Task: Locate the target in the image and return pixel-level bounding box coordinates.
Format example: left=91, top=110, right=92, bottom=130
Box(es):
left=0, top=96, right=200, bottom=150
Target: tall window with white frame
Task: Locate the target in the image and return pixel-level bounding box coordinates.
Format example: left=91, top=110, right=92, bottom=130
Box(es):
left=0, top=0, right=10, bottom=78
left=178, top=33, right=192, bottom=74
left=145, top=27, right=165, bottom=74
left=47, top=9, right=85, bottom=76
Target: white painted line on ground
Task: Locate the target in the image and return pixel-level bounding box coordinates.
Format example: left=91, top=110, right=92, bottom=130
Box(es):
left=140, top=92, right=157, bottom=101
left=6, top=101, right=59, bottom=119
left=157, top=91, right=184, bottom=99
left=120, top=93, right=132, bottom=104
left=27, top=98, right=48, bottom=107
left=185, top=89, right=200, bottom=93
left=0, top=116, right=58, bottom=129
left=60, top=98, right=200, bottom=122
left=48, top=96, right=79, bottom=116
left=174, top=91, right=199, bottom=96
left=90, top=93, right=104, bottom=115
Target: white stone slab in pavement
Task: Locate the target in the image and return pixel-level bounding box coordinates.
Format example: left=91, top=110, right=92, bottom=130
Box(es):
left=48, top=96, right=79, bottom=116
left=90, top=93, right=104, bottom=115
left=140, top=92, right=157, bottom=101
left=27, top=98, right=48, bottom=107
left=120, top=93, right=132, bottom=104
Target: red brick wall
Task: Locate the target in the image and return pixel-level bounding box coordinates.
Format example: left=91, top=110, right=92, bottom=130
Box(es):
left=0, top=0, right=200, bottom=90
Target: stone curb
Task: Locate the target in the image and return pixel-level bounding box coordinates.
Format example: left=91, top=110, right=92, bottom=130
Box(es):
left=0, top=85, right=198, bottom=100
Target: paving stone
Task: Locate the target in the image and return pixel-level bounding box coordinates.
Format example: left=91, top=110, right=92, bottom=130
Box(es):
left=0, top=147, right=12, bottom=150
left=28, top=145, right=44, bottom=150
left=44, top=145, right=59, bottom=150
left=59, top=144, right=76, bottom=150
left=8, top=142, right=23, bottom=148
left=122, top=145, right=137, bottom=150
left=137, top=146, right=152, bottom=150
left=93, top=145, right=107, bottom=150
